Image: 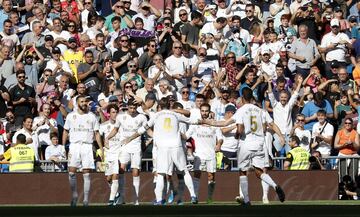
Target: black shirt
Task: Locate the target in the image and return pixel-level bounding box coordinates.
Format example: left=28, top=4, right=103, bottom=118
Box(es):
left=9, top=84, right=35, bottom=117
left=240, top=17, right=261, bottom=31
left=0, top=86, right=8, bottom=118
left=112, top=48, right=139, bottom=75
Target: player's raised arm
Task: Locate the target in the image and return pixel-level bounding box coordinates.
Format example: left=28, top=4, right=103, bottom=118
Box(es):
left=201, top=118, right=235, bottom=127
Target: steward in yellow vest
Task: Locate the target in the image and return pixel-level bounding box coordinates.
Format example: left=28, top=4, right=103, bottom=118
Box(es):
left=284, top=135, right=310, bottom=170
left=0, top=134, right=35, bottom=172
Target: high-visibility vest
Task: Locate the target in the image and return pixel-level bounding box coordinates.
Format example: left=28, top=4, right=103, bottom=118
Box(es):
left=288, top=146, right=310, bottom=170
left=9, top=144, right=35, bottom=172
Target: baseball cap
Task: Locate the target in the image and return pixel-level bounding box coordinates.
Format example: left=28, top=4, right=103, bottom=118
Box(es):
left=330, top=18, right=340, bottom=27
left=109, top=95, right=118, bottom=102
left=330, top=60, right=339, bottom=68
left=68, top=37, right=77, bottom=43
left=261, top=49, right=270, bottom=55
left=349, top=15, right=357, bottom=23
left=334, top=6, right=342, bottom=12
left=52, top=47, right=61, bottom=54
left=45, top=35, right=54, bottom=41
left=220, top=86, right=230, bottom=93
left=225, top=105, right=237, bottom=113
left=167, top=94, right=176, bottom=101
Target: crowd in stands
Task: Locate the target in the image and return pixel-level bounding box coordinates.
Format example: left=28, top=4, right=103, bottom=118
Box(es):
left=0, top=0, right=360, bottom=179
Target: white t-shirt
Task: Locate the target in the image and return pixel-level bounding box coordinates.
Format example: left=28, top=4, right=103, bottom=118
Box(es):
left=294, top=128, right=312, bottom=153
left=210, top=98, right=233, bottom=121
left=132, top=13, right=157, bottom=32
left=197, top=60, right=217, bottom=86
left=221, top=122, right=238, bottom=153
left=178, top=99, right=195, bottom=110
left=186, top=125, right=222, bottom=160
left=64, top=111, right=99, bottom=144
left=45, top=144, right=66, bottom=160
left=99, top=120, right=122, bottom=161
left=138, top=110, right=197, bottom=148
left=234, top=103, right=266, bottom=142
left=32, top=116, right=57, bottom=147
left=46, top=31, right=71, bottom=54
left=115, top=113, right=147, bottom=153
left=320, top=32, right=351, bottom=62
left=165, top=54, right=189, bottom=90
left=311, top=121, right=334, bottom=156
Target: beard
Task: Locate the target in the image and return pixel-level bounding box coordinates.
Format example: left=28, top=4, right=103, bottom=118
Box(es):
left=79, top=104, right=88, bottom=113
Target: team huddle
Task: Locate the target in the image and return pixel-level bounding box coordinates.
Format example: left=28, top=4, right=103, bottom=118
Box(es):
left=63, top=87, right=285, bottom=206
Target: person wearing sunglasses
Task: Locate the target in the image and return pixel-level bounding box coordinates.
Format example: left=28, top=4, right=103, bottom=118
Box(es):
left=105, top=1, right=134, bottom=33
left=121, top=0, right=136, bottom=17
left=334, top=118, right=360, bottom=180
left=138, top=39, right=157, bottom=80
left=158, top=17, right=177, bottom=58
left=120, top=60, right=143, bottom=88
left=240, top=4, right=261, bottom=31
left=173, top=9, right=189, bottom=41
left=131, top=1, right=161, bottom=32
left=290, top=114, right=312, bottom=153
left=147, top=54, right=167, bottom=85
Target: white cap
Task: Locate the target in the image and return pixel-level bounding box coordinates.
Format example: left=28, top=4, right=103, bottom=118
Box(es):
left=261, top=49, right=270, bottom=55
left=330, top=18, right=340, bottom=27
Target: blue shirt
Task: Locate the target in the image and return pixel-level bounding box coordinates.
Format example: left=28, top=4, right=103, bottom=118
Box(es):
left=302, top=100, right=333, bottom=131
left=0, top=10, right=9, bottom=32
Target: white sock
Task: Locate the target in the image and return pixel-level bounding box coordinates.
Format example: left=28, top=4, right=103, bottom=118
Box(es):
left=166, top=180, right=170, bottom=194
left=260, top=173, right=277, bottom=189
left=110, top=180, right=119, bottom=201
left=133, top=176, right=140, bottom=202
left=184, top=171, right=196, bottom=197
left=207, top=181, right=216, bottom=200
left=261, top=180, right=269, bottom=200
left=238, top=178, right=244, bottom=198
left=240, top=176, right=249, bottom=203
left=155, top=174, right=164, bottom=202
left=83, top=173, right=91, bottom=203
left=68, top=172, right=78, bottom=200
left=118, top=174, right=125, bottom=201
left=193, top=177, right=200, bottom=198
left=177, top=178, right=185, bottom=201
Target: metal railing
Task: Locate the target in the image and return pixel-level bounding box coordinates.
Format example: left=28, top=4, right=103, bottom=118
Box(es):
left=1, top=156, right=360, bottom=181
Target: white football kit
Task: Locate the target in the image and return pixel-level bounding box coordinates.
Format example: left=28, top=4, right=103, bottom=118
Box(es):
left=233, top=104, right=266, bottom=171
left=115, top=113, right=147, bottom=169
left=138, top=110, right=198, bottom=175
left=99, top=120, right=122, bottom=176
left=64, top=111, right=99, bottom=169
left=186, top=125, right=222, bottom=173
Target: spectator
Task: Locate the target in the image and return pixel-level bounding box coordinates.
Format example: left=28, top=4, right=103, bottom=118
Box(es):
left=334, top=118, right=359, bottom=180
left=311, top=109, right=334, bottom=157
left=12, top=116, right=38, bottom=160
left=240, top=4, right=261, bottom=31
left=269, top=0, right=290, bottom=27
left=290, top=114, right=312, bottom=152
left=45, top=132, right=66, bottom=171
left=9, top=71, right=36, bottom=126
left=181, top=10, right=202, bottom=51
left=105, top=1, right=134, bottom=33
left=132, top=1, right=161, bottom=32
left=0, top=0, right=13, bottom=32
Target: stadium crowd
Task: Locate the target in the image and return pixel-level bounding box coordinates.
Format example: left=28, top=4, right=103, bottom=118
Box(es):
left=0, top=0, right=360, bottom=203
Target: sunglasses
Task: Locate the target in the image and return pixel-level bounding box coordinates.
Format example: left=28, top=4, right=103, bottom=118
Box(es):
left=116, top=5, right=123, bottom=8
left=129, top=65, right=136, bottom=68
left=18, top=76, right=25, bottom=79
left=182, top=91, right=189, bottom=94
left=245, top=10, right=252, bottom=12
left=345, top=122, right=352, bottom=124
left=164, top=11, right=171, bottom=14
left=179, top=13, right=187, bottom=17
left=149, top=44, right=156, bottom=48
left=297, top=119, right=305, bottom=122
left=227, top=56, right=235, bottom=59
left=123, top=1, right=131, bottom=3
left=174, top=46, right=182, bottom=49
left=125, top=85, right=132, bottom=88
left=68, top=25, right=75, bottom=27
left=154, top=58, right=161, bottom=61
left=199, top=53, right=206, bottom=56
left=84, top=2, right=92, bottom=4
left=121, top=39, right=128, bottom=42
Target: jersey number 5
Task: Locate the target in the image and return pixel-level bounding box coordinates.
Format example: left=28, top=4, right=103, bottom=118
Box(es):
left=250, top=115, right=258, bottom=132
left=163, top=118, right=173, bottom=132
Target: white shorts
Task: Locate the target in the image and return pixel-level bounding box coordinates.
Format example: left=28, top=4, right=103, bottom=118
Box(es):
left=104, top=160, right=119, bottom=176
left=119, top=150, right=142, bottom=169
left=68, top=143, right=95, bottom=169
left=152, top=145, right=158, bottom=173
left=156, top=146, right=187, bottom=175
left=193, top=156, right=216, bottom=173
left=237, top=140, right=266, bottom=171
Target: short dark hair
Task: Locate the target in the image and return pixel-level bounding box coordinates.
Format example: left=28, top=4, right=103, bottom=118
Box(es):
left=195, top=93, right=205, bottom=100
left=200, top=103, right=211, bottom=110
left=290, top=135, right=300, bottom=145
left=3, top=19, right=11, bottom=25
left=158, top=97, right=170, bottom=109
left=317, top=109, right=326, bottom=116
left=191, top=10, right=202, bottom=20
left=22, top=115, right=33, bottom=123
left=134, top=17, right=144, bottom=24
left=16, top=134, right=26, bottom=144
left=50, top=132, right=58, bottom=139
left=111, top=16, right=121, bottom=23
left=96, top=16, right=105, bottom=23
left=216, top=17, right=227, bottom=24
left=95, top=33, right=105, bottom=39
left=242, top=87, right=253, bottom=102
left=276, top=76, right=286, bottom=84
left=107, top=104, right=119, bottom=113
left=16, top=70, right=25, bottom=76
left=232, top=15, right=241, bottom=22
left=84, top=50, right=93, bottom=56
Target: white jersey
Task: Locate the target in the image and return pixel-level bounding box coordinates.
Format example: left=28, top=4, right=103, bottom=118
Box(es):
left=32, top=116, right=57, bottom=147
left=64, top=111, right=99, bottom=144
left=234, top=104, right=266, bottom=142
left=115, top=113, right=147, bottom=153
left=139, top=110, right=197, bottom=149
left=221, top=122, right=238, bottom=153
left=186, top=125, right=222, bottom=160
left=99, top=121, right=122, bottom=161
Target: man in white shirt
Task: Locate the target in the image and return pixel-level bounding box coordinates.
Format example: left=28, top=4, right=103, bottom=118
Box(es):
left=99, top=104, right=122, bottom=206
left=105, top=99, right=148, bottom=205
left=185, top=103, right=223, bottom=204
left=135, top=97, right=199, bottom=204
left=319, top=18, right=352, bottom=78
left=311, top=110, right=334, bottom=157
left=131, top=2, right=161, bottom=32
left=191, top=47, right=218, bottom=86
left=220, top=105, right=238, bottom=170
left=62, top=95, right=104, bottom=207
left=267, top=76, right=303, bottom=155
left=12, top=116, right=39, bottom=160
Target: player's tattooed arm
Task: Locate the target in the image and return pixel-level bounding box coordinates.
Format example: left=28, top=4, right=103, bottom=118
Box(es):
left=172, top=108, right=191, bottom=117
left=201, top=118, right=234, bottom=127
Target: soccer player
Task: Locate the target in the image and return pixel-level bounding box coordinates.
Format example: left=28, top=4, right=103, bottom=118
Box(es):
left=235, top=88, right=285, bottom=205
left=185, top=103, right=223, bottom=204
left=62, top=95, right=104, bottom=207
left=105, top=99, right=148, bottom=205
left=99, top=104, right=122, bottom=206
left=131, top=97, right=199, bottom=204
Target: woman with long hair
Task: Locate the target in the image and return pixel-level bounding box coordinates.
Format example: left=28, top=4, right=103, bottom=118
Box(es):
left=98, top=79, right=116, bottom=110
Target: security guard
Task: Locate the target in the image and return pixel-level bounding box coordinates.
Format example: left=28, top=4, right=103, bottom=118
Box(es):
left=0, top=134, right=35, bottom=172
left=284, top=135, right=310, bottom=170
